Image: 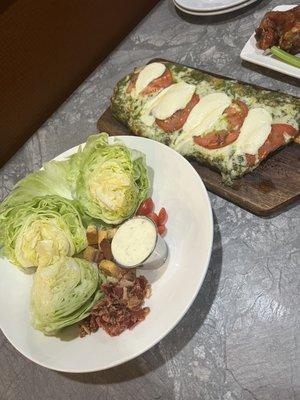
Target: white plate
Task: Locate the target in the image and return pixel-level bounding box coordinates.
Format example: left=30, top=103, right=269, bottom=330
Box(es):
left=176, top=0, right=249, bottom=12
left=174, top=0, right=258, bottom=15
left=0, top=136, right=213, bottom=372
left=240, top=5, right=300, bottom=79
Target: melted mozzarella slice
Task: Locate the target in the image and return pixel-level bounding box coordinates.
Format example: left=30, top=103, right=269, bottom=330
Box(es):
left=141, top=82, right=195, bottom=126
left=135, top=63, right=166, bottom=95
left=174, top=93, right=231, bottom=151
left=183, top=92, right=231, bottom=133
left=236, top=108, right=272, bottom=155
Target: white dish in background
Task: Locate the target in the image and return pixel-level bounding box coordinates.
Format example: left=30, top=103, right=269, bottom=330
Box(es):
left=175, top=0, right=248, bottom=11
left=240, top=5, right=300, bottom=79
left=174, top=0, right=258, bottom=16
left=0, top=136, right=213, bottom=372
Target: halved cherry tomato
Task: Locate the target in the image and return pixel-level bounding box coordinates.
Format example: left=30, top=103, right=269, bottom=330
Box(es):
left=158, top=207, right=168, bottom=225
left=147, top=212, right=159, bottom=226
left=157, top=224, right=166, bottom=235
left=136, top=198, right=154, bottom=216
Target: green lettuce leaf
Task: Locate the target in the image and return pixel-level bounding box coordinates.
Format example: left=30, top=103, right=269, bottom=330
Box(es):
left=30, top=256, right=105, bottom=335
left=72, top=133, right=149, bottom=225
left=0, top=195, right=87, bottom=268
left=2, top=160, right=74, bottom=208
left=1, top=132, right=150, bottom=228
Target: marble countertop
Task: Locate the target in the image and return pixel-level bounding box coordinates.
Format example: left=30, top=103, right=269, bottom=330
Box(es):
left=0, top=1, right=299, bottom=399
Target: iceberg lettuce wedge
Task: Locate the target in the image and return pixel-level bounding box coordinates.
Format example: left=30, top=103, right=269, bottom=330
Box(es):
left=2, top=160, right=74, bottom=208
left=31, top=256, right=105, bottom=335
left=72, top=133, right=149, bottom=225
left=0, top=195, right=87, bottom=268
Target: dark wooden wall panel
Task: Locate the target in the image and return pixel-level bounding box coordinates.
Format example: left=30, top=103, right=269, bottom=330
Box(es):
left=0, top=0, right=160, bottom=166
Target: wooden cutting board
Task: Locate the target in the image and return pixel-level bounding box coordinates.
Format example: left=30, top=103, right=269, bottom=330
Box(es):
left=97, top=62, right=300, bottom=217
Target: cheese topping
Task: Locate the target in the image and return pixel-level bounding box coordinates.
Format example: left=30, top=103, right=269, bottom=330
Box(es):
left=141, top=82, right=195, bottom=126
left=236, top=108, right=272, bottom=155
left=175, top=93, right=231, bottom=151
left=183, top=93, right=231, bottom=134
left=135, top=62, right=166, bottom=95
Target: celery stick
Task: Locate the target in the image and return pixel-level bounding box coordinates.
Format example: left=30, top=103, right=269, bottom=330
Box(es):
left=270, top=46, right=300, bottom=68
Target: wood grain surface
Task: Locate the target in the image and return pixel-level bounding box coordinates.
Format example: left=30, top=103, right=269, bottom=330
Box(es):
left=97, top=60, right=300, bottom=217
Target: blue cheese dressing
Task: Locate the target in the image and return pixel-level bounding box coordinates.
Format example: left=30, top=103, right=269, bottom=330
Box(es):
left=111, top=217, right=157, bottom=267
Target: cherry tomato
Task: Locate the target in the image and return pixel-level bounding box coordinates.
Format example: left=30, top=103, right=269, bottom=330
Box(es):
left=158, top=207, right=168, bottom=225
left=147, top=212, right=159, bottom=226
left=136, top=198, right=154, bottom=216
left=157, top=224, right=166, bottom=235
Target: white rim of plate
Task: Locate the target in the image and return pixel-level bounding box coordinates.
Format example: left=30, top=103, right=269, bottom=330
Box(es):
left=175, top=0, right=251, bottom=12
left=174, top=0, right=258, bottom=15
left=240, top=4, right=300, bottom=80
left=0, top=136, right=214, bottom=372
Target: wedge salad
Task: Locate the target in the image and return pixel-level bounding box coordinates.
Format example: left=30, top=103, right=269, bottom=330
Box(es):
left=0, top=133, right=168, bottom=337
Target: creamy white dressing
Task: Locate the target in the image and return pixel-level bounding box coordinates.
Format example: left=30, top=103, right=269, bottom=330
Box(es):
left=174, top=93, right=231, bottom=152
left=141, top=82, right=195, bottom=126
left=111, top=217, right=157, bottom=267
left=236, top=108, right=272, bottom=155
left=135, top=63, right=166, bottom=95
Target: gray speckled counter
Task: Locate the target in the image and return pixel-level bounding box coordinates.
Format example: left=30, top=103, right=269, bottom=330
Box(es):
left=0, top=1, right=299, bottom=399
